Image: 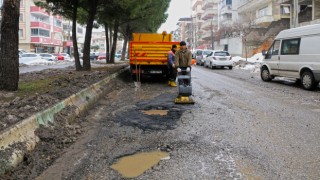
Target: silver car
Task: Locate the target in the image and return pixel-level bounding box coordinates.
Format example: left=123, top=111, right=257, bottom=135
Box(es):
left=196, top=49, right=214, bottom=66
left=61, top=53, right=71, bottom=61
left=204, top=51, right=233, bottom=70
left=19, top=53, right=44, bottom=64
left=39, top=53, right=57, bottom=61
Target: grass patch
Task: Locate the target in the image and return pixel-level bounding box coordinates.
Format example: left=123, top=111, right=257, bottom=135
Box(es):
left=18, top=76, right=61, bottom=95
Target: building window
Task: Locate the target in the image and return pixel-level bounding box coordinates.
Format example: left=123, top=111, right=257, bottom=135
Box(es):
left=226, top=0, right=232, bottom=5
left=281, top=38, right=300, bottom=55
left=55, top=19, right=62, bottom=27
left=258, top=7, right=268, bottom=17
left=31, top=29, right=39, bottom=36
left=19, top=13, right=23, bottom=22
left=31, top=28, right=50, bottom=37
left=19, top=29, right=23, bottom=37
left=281, top=6, right=290, bottom=14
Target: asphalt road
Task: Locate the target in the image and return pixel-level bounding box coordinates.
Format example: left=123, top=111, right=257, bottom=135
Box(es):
left=35, top=66, right=320, bottom=179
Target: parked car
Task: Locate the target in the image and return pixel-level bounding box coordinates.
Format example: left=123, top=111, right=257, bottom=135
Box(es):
left=115, top=53, right=121, bottom=59
left=196, top=49, right=214, bottom=66
left=18, top=49, right=27, bottom=55
left=97, top=53, right=107, bottom=60
left=19, top=53, right=43, bottom=64
left=61, top=53, right=71, bottom=61
left=261, top=24, right=320, bottom=90
left=52, top=53, right=65, bottom=60
left=39, top=53, right=57, bottom=61
left=204, top=51, right=233, bottom=69
left=90, top=52, right=99, bottom=60
left=86, top=52, right=99, bottom=60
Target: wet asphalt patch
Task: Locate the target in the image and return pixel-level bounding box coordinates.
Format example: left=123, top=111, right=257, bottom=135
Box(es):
left=113, top=93, right=194, bottom=131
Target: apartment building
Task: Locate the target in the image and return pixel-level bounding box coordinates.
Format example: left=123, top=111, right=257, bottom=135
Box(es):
left=200, top=0, right=219, bottom=49
left=214, top=0, right=242, bottom=55
left=285, top=0, right=320, bottom=27
left=175, top=17, right=192, bottom=44
left=19, top=0, right=63, bottom=53
left=237, top=0, right=291, bottom=56
left=62, top=20, right=85, bottom=55
left=191, top=0, right=204, bottom=49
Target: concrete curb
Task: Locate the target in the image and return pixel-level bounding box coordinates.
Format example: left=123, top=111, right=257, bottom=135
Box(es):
left=0, top=66, right=129, bottom=174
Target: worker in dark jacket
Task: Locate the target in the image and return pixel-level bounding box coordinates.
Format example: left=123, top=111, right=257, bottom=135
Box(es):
left=174, top=41, right=192, bottom=68
left=167, top=44, right=177, bottom=87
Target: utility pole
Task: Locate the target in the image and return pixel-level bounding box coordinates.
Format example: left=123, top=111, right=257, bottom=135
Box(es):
left=293, top=0, right=299, bottom=27
left=211, top=20, right=214, bottom=50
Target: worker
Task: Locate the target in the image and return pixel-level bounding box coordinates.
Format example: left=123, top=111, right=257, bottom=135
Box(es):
left=174, top=41, right=192, bottom=69
left=167, top=44, right=177, bottom=87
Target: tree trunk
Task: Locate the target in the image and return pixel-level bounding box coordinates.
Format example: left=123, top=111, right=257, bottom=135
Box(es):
left=0, top=0, right=20, bottom=91
left=109, top=20, right=119, bottom=64
left=82, top=0, right=98, bottom=71
left=121, top=36, right=128, bottom=61
left=72, top=0, right=82, bottom=71
left=104, top=23, right=110, bottom=63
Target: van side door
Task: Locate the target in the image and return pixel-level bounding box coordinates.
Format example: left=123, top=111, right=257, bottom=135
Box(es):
left=265, top=40, right=281, bottom=75
left=279, top=38, right=301, bottom=78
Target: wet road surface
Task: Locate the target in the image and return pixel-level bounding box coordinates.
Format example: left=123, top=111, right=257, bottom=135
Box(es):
left=35, top=66, right=320, bottom=179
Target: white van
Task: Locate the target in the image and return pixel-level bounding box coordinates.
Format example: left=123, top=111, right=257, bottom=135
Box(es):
left=261, top=24, right=320, bottom=90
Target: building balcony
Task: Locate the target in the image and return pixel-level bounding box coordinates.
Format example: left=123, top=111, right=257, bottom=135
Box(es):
left=197, top=29, right=204, bottom=35
left=201, top=31, right=212, bottom=40
left=220, top=17, right=233, bottom=26
left=31, top=37, right=52, bottom=44
left=63, top=41, right=73, bottom=47
left=238, top=0, right=270, bottom=14
left=192, top=0, right=203, bottom=10
left=220, top=5, right=232, bottom=15
left=255, top=15, right=275, bottom=25
left=30, top=6, right=50, bottom=16
left=53, top=26, right=63, bottom=33
left=201, top=20, right=217, bottom=30
left=202, top=0, right=217, bottom=10
left=31, top=22, right=51, bottom=30
left=53, top=39, right=62, bottom=46
left=201, top=8, right=218, bottom=20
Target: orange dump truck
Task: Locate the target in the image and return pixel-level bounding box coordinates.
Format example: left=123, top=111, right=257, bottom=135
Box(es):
left=130, top=32, right=179, bottom=79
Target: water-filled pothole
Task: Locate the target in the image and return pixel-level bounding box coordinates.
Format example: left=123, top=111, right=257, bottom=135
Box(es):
left=141, top=110, right=169, bottom=116
left=111, top=151, right=170, bottom=178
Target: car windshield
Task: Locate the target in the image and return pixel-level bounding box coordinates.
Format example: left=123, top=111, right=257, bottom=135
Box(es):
left=203, top=51, right=212, bottom=55
left=61, top=53, right=67, bottom=56
left=52, top=54, right=58, bottom=56
left=99, top=53, right=106, bottom=56
left=214, top=52, right=230, bottom=56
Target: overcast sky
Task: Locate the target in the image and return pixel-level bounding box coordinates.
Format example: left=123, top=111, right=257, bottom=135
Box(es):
left=157, top=0, right=192, bottom=33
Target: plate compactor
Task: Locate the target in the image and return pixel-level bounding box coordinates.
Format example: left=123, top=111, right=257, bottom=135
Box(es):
left=174, top=67, right=195, bottom=104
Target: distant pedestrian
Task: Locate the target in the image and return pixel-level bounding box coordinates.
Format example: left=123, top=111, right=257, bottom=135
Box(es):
left=167, top=44, right=177, bottom=87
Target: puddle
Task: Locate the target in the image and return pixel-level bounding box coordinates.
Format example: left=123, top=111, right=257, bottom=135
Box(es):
left=141, top=110, right=169, bottom=116
left=236, top=160, right=263, bottom=180
left=111, top=151, right=170, bottom=178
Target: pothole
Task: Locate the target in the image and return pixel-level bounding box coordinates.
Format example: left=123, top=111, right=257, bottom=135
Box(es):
left=141, top=110, right=169, bottom=116
left=111, top=151, right=170, bottom=178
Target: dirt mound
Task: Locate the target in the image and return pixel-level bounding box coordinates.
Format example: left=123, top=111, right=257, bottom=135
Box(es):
left=0, top=63, right=128, bottom=132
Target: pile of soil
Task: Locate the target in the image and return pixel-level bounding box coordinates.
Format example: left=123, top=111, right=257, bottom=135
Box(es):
left=0, top=63, right=128, bottom=132
left=0, top=63, right=130, bottom=180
